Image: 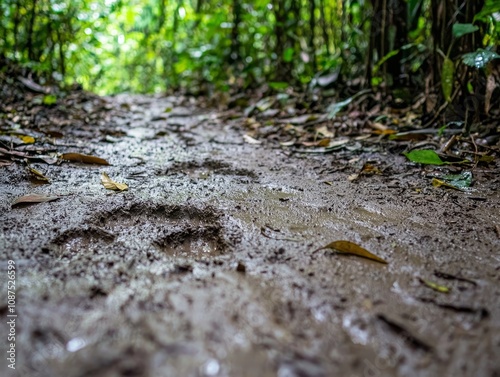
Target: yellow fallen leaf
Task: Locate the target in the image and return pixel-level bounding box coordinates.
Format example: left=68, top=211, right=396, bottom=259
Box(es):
left=28, top=167, right=50, bottom=182
left=317, top=138, right=331, bottom=147
left=432, top=178, right=461, bottom=190
left=17, top=135, right=36, bottom=144
left=372, top=129, right=397, bottom=135
left=101, top=172, right=128, bottom=191
left=419, top=278, right=450, bottom=293
left=61, top=153, right=110, bottom=165
left=314, top=240, right=388, bottom=264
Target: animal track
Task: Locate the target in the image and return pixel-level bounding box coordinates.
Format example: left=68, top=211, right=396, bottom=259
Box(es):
left=159, top=159, right=258, bottom=179
left=47, top=203, right=237, bottom=270
left=154, top=225, right=225, bottom=258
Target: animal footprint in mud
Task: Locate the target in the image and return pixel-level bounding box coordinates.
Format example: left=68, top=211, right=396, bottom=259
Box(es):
left=154, top=225, right=225, bottom=258
left=48, top=204, right=235, bottom=263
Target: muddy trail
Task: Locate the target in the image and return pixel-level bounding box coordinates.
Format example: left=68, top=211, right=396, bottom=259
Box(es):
left=1, top=93, right=499, bottom=377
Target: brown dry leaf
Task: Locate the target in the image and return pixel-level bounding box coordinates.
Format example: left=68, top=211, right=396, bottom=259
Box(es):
left=485, top=70, right=495, bottom=113
left=372, top=129, right=397, bottom=135
left=101, top=172, right=128, bottom=191
left=361, top=163, right=382, bottom=175
left=12, top=193, right=59, bottom=206
left=314, top=240, right=388, bottom=264
left=61, top=153, right=110, bottom=165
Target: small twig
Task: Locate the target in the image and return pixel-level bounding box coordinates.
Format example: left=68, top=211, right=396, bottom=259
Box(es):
left=441, top=135, right=457, bottom=153
left=470, top=135, right=479, bottom=167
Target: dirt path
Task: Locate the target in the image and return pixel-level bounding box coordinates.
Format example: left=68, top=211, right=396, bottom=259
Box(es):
left=1, top=94, right=499, bottom=377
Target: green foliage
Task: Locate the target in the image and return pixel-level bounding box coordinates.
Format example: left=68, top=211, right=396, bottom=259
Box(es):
left=404, top=150, right=445, bottom=165
left=462, top=49, right=500, bottom=69
left=452, top=23, right=479, bottom=39
left=441, top=58, right=455, bottom=102
left=474, top=0, right=500, bottom=22
left=42, top=94, right=57, bottom=105
left=0, top=0, right=498, bottom=98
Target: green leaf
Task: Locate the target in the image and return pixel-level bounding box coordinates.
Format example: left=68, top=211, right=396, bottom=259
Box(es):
left=474, top=0, right=500, bottom=22
left=452, top=23, right=479, bottom=38
left=462, top=49, right=500, bottom=69
left=404, top=150, right=445, bottom=165
left=268, top=82, right=289, bottom=90
left=283, top=48, right=294, bottom=63
left=437, top=125, right=447, bottom=137
left=442, top=171, right=473, bottom=189
left=373, top=49, right=399, bottom=75
left=43, top=94, right=57, bottom=105
left=441, top=58, right=454, bottom=102
left=255, top=97, right=275, bottom=112
left=371, top=76, right=383, bottom=87
left=327, top=98, right=353, bottom=119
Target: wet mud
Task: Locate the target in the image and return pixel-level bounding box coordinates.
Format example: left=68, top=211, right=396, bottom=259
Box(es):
left=0, top=94, right=499, bottom=377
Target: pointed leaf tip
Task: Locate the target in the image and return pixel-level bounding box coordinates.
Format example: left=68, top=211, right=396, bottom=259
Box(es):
left=315, top=240, right=388, bottom=264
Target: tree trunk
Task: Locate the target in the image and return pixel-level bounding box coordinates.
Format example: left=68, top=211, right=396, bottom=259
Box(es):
left=230, top=0, right=242, bottom=64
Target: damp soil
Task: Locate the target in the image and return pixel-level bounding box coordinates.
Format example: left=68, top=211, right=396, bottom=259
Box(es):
left=1, top=94, right=499, bottom=377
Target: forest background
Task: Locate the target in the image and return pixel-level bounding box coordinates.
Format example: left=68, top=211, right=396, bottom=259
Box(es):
left=1, top=0, right=499, bottom=123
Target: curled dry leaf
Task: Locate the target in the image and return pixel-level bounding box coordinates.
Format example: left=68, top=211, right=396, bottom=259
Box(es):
left=314, top=240, right=388, bottom=264
left=61, top=153, right=110, bottom=165
left=12, top=193, right=60, bottom=206
left=101, top=172, right=128, bottom=191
